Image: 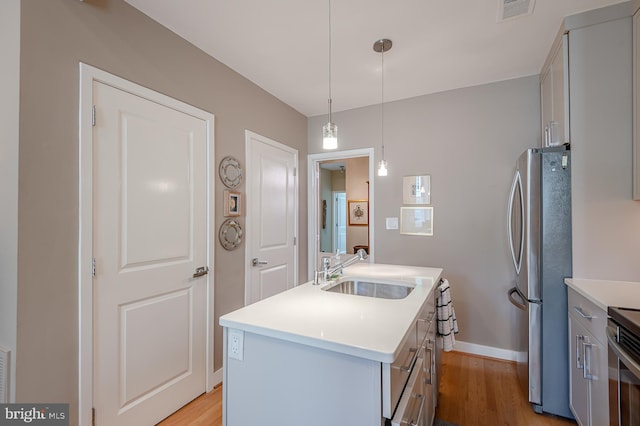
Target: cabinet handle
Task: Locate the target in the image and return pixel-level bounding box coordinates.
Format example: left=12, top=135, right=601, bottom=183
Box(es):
left=544, top=125, right=550, bottom=147
left=549, top=120, right=558, bottom=146
left=398, top=347, right=418, bottom=372
left=582, top=340, right=594, bottom=380
left=575, top=335, right=584, bottom=369
left=573, top=306, right=593, bottom=320
left=409, top=393, right=426, bottom=426
left=425, top=345, right=433, bottom=385
left=417, top=313, right=435, bottom=323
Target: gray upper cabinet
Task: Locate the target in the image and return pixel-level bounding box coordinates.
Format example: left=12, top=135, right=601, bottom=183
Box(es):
left=634, top=6, right=640, bottom=200
left=540, top=33, right=569, bottom=148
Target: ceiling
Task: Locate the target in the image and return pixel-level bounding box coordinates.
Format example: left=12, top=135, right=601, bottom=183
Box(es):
left=124, top=0, right=624, bottom=117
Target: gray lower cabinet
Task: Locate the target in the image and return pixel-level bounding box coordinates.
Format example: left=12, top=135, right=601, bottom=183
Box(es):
left=567, top=288, right=609, bottom=426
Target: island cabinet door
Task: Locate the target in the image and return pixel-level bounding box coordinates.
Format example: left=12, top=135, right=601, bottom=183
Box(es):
left=568, top=315, right=590, bottom=425
left=223, top=329, right=383, bottom=426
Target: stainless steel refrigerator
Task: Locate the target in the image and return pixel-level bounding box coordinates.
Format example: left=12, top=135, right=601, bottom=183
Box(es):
left=507, top=145, right=573, bottom=418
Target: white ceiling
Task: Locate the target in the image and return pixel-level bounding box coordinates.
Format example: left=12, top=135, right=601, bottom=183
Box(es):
left=124, top=0, right=624, bottom=117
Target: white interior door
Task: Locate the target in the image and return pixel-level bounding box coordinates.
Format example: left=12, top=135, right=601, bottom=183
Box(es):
left=333, top=191, right=346, bottom=254
left=245, top=131, right=297, bottom=304
left=92, top=81, right=207, bottom=425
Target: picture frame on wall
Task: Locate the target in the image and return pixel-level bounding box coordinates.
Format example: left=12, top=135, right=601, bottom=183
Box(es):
left=403, top=175, right=431, bottom=204
left=348, top=200, right=368, bottom=226
left=224, top=190, right=241, bottom=217
left=400, top=206, right=433, bottom=236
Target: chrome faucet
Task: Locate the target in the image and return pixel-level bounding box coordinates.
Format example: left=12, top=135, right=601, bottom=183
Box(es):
left=313, top=248, right=368, bottom=285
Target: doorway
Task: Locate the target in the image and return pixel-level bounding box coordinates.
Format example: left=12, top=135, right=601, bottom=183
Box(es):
left=307, top=148, right=375, bottom=280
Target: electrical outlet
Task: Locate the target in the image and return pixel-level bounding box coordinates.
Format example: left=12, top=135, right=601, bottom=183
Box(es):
left=228, top=329, right=244, bottom=361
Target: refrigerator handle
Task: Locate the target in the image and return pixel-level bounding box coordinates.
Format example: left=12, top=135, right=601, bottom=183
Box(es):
left=507, top=171, right=523, bottom=274
left=508, top=287, right=527, bottom=311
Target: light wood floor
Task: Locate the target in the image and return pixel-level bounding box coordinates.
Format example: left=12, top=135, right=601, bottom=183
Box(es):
left=437, top=351, right=576, bottom=426
left=158, top=351, right=577, bottom=426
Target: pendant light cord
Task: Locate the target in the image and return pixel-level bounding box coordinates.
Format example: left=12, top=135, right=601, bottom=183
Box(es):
left=381, top=45, right=385, bottom=161
left=327, top=0, right=332, bottom=123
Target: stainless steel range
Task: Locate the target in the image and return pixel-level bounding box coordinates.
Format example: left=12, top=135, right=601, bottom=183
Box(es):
left=607, top=307, right=640, bottom=425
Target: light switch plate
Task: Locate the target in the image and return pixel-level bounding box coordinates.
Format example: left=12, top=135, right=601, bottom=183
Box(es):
left=386, top=217, right=399, bottom=230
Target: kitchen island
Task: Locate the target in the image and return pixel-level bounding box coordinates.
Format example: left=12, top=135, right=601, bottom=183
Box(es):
left=219, top=263, right=443, bottom=426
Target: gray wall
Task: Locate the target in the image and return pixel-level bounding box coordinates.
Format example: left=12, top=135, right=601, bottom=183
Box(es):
left=0, top=0, right=20, bottom=403
left=17, top=0, right=307, bottom=419
left=569, top=15, right=640, bottom=280
left=309, top=76, right=540, bottom=351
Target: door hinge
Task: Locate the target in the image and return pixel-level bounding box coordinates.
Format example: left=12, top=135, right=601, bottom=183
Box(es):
left=92, top=407, right=96, bottom=426
left=92, top=257, right=96, bottom=278
left=92, top=105, right=96, bottom=127
left=293, top=237, right=297, bottom=246
left=293, top=167, right=297, bottom=177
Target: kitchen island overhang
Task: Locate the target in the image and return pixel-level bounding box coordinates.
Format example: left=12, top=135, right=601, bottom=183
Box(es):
left=220, top=263, right=442, bottom=363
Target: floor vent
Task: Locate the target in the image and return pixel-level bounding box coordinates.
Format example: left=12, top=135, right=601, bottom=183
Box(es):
left=0, top=346, right=10, bottom=403
left=498, top=0, right=535, bottom=22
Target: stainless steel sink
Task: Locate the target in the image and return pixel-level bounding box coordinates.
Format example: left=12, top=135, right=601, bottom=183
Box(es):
left=323, top=280, right=414, bottom=299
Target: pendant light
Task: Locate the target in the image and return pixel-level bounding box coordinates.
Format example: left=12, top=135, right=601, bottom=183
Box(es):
left=322, top=0, right=338, bottom=150
left=374, top=39, right=392, bottom=176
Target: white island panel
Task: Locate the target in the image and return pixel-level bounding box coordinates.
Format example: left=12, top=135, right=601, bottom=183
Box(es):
left=224, top=329, right=381, bottom=426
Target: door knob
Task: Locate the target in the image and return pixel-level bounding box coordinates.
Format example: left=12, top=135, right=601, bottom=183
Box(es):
left=193, top=266, right=209, bottom=278
left=252, top=258, right=268, bottom=267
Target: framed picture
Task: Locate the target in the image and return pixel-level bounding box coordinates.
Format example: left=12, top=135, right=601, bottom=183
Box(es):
left=403, top=175, right=431, bottom=204
left=224, top=190, right=241, bottom=217
left=400, top=206, right=433, bottom=236
left=348, top=200, right=368, bottom=226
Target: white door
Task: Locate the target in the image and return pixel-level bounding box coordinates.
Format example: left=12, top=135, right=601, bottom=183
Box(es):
left=333, top=191, right=346, bottom=254
left=93, top=81, right=207, bottom=425
left=246, top=131, right=297, bottom=304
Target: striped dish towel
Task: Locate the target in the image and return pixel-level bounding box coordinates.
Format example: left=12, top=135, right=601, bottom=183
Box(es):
left=436, top=279, right=458, bottom=352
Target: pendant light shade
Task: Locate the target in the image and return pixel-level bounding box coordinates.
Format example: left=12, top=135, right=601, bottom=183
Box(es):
left=322, top=116, right=337, bottom=150
left=374, top=39, right=392, bottom=176
left=323, top=0, right=337, bottom=150
left=378, top=159, right=388, bottom=176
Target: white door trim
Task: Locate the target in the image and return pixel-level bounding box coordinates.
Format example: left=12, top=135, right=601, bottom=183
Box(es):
left=78, top=63, right=216, bottom=426
left=244, top=130, right=299, bottom=306
left=307, top=149, right=375, bottom=281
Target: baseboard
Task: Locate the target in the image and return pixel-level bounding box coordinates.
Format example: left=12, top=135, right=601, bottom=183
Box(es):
left=212, top=368, right=223, bottom=387
left=453, top=340, right=526, bottom=362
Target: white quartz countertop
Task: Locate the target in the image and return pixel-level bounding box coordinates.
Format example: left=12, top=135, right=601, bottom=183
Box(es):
left=219, top=263, right=443, bottom=363
left=565, top=278, right=640, bottom=311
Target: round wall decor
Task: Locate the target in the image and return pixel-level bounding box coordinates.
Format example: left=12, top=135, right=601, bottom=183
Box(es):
left=219, top=156, right=243, bottom=188
left=219, top=219, right=243, bottom=250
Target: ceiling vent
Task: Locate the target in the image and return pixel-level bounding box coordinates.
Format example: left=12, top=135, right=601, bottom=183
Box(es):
left=497, top=0, right=535, bottom=22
